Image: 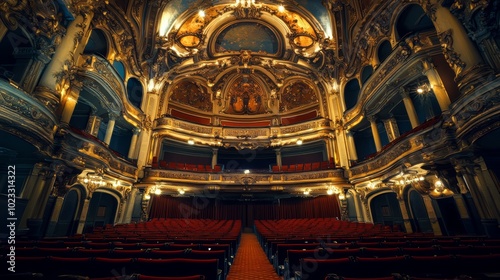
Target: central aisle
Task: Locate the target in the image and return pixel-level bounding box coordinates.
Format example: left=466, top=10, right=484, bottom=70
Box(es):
left=226, top=233, right=282, bottom=280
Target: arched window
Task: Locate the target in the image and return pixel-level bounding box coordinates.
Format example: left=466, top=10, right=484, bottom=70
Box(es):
left=396, top=4, right=434, bottom=40
left=377, top=40, right=392, bottom=64
left=126, top=77, right=143, bottom=109
left=361, top=65, right=373, bottom=85
left=83, top=29, right=108, bottom=57
left=113, top=61, right=126, bottom=80
left=344, top=79, right=360, bottom=111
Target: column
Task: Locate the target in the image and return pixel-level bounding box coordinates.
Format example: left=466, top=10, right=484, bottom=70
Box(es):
left=103, top=113, right=117, bottom=145
left=422, top=196, right=443, bottom=236
left=400, top=89, right=420, bottom=128
left=45, top=196, right=64, bottom=236
left=34, top=12, right=93, bottom=111
left=383, top=116, right=400, bottom=142
left=123, top=188, right=138, bottom=224
left=398, top=198, right=413, bottom=234
left=345, top=131, right=358, bottom=163
left=455, top=159, right=492, bottom=219
left=0, top=19, right=7, bottom=41
left=19, top=164, right=47, bottom=229
left=212, top=148, right=219, bottom=168
left=421, top=58, right=451, bottom=111
left=274, top=149, right=282, bottom=168
left=473, top=158, right=500, bottom=221
left=22, top=45, right=52, bottom=94
left=76, top=198, right=90, bottom=234
left=86, top=113, right=102, bottom=137
left=128, top=128, right=141, bottom=159
left=424, top=0, right=491, bottom=91
left=368, top=115, right=382, bottom=152
left=452, top=194, right=475, bottom=235
left=60, top=80, right=83, bottom=123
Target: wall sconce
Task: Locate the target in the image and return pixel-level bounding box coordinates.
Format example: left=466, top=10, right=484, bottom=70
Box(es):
left=277, top=5, right=285, bottom=13
left=303, top=189, right=310, bottom=195
left=434, top=179, right=445, bottom=193
left=416, top=83, right=431, bottom=94
left=187, top=139, right=195, bottom=145
left=178, top=188, right=185, bottom=195
left=144, top=193, right=151, bottom=200
left=338, top=192, right=346, bottom=200
left=154, top=188, right=162, bottom=195
left=296, top=139, right=303, bottom=145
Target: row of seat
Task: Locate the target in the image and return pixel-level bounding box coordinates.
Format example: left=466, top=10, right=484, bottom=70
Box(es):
left=0, top=256, right=221, bottom=280
left=282, top=246, right=500, bottom=279
left=6, top=248, right=229, bottom=280
left=294, top=254, right=500, bottom=279
left=152, top=157, right=222, bottom=173
left=271, top=159, right=335, bottom=172
left=0, top=273, right=206, bottom=280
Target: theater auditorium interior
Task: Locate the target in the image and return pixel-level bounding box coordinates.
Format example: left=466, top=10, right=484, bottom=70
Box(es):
left=0, top=0, right=500, bottom=279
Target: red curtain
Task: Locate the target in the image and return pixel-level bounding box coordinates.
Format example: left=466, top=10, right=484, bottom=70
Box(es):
left=149, top=195, right=340, bottom=221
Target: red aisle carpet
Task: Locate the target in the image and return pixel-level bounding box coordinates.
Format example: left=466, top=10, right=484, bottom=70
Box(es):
left=226, top=233, right=282, bottom=280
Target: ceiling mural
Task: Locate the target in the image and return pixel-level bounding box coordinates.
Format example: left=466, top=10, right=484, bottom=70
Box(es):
left=169, top=80, right=213, bottom=112
left=224, top=76, right=267, bottom=115
left=215, top=22, right=279, bottom=54
left=280, top=81, right=318, bottom=112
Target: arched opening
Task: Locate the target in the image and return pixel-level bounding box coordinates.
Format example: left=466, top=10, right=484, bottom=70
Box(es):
left=344, top=79, right=360, bottom=111
left=84, top=191, right=119, bottom=232
left=361, top=65, right=373, bottom=85
left=0, top=28, right=33, bottom=84
left=408, top=190, right=432, bottom=233
left=54, top=188, right=81, bottom=236
left=396, top=4, right=434, bottom=40
left=370, top=192, right=404, bottom=231
left=83, top=29, right=108, bottom=57
left=126, top=77, right=143, bottom=109
left=113, top=61, right=126, bottom=80
left=377, top=40, right=392, bottom=64
left=433, top=196, right=465, bottom=236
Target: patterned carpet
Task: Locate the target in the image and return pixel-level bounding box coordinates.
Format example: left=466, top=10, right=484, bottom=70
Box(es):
left=226, top=233, right=282, bottom=280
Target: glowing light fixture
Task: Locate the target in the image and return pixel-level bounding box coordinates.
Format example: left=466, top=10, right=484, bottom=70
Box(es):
left=296, top=139, right=303, bottom=145
left=327, top=188, right=334, bottom=195
left=154, top=188, right=162, bottom=195
left=303, top=189, right=310, bottom=195
left=278, top=5, right=285, bottom=12
left=188, top=139, right=195, bottom=145
left=178, top=189, right=185, bottom=195
left=198, top=10, right=205, bottom=17
left=144, top=193, right=151, bottom=200
left=244, top=169, right=250, bottom=174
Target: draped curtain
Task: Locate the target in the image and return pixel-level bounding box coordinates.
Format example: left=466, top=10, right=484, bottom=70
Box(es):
left=149, top=195, right=340, bottom=221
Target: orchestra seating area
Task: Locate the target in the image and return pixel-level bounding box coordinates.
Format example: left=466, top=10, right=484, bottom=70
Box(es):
left=1, top=219, right=241, bottom=280
left=255, top=218, right=500, bottom=280
left=3, top=218, right=500, bottom=279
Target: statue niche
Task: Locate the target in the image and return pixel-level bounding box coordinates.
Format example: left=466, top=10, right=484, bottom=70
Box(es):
left=225, top=76, right=266, bottom=115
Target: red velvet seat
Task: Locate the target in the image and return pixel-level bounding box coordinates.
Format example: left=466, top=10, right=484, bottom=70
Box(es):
left=160, top=160, right=167, bottom=168
left=303, top=163, right=311, bottom=171
left=149, top=249, right=187, bottom=259
left=299, top=257, right=353, bottom=280
left=110, top=249, right=147, bottom=258
left=272, top=165, right=280, bottom=172
left=48, top=257, right=93, bottom=278
left=91, top=257, right=135, bottom=278
left=137, top=275, right=205, bottom=280
left=134, top=258, right=219, bottom=280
